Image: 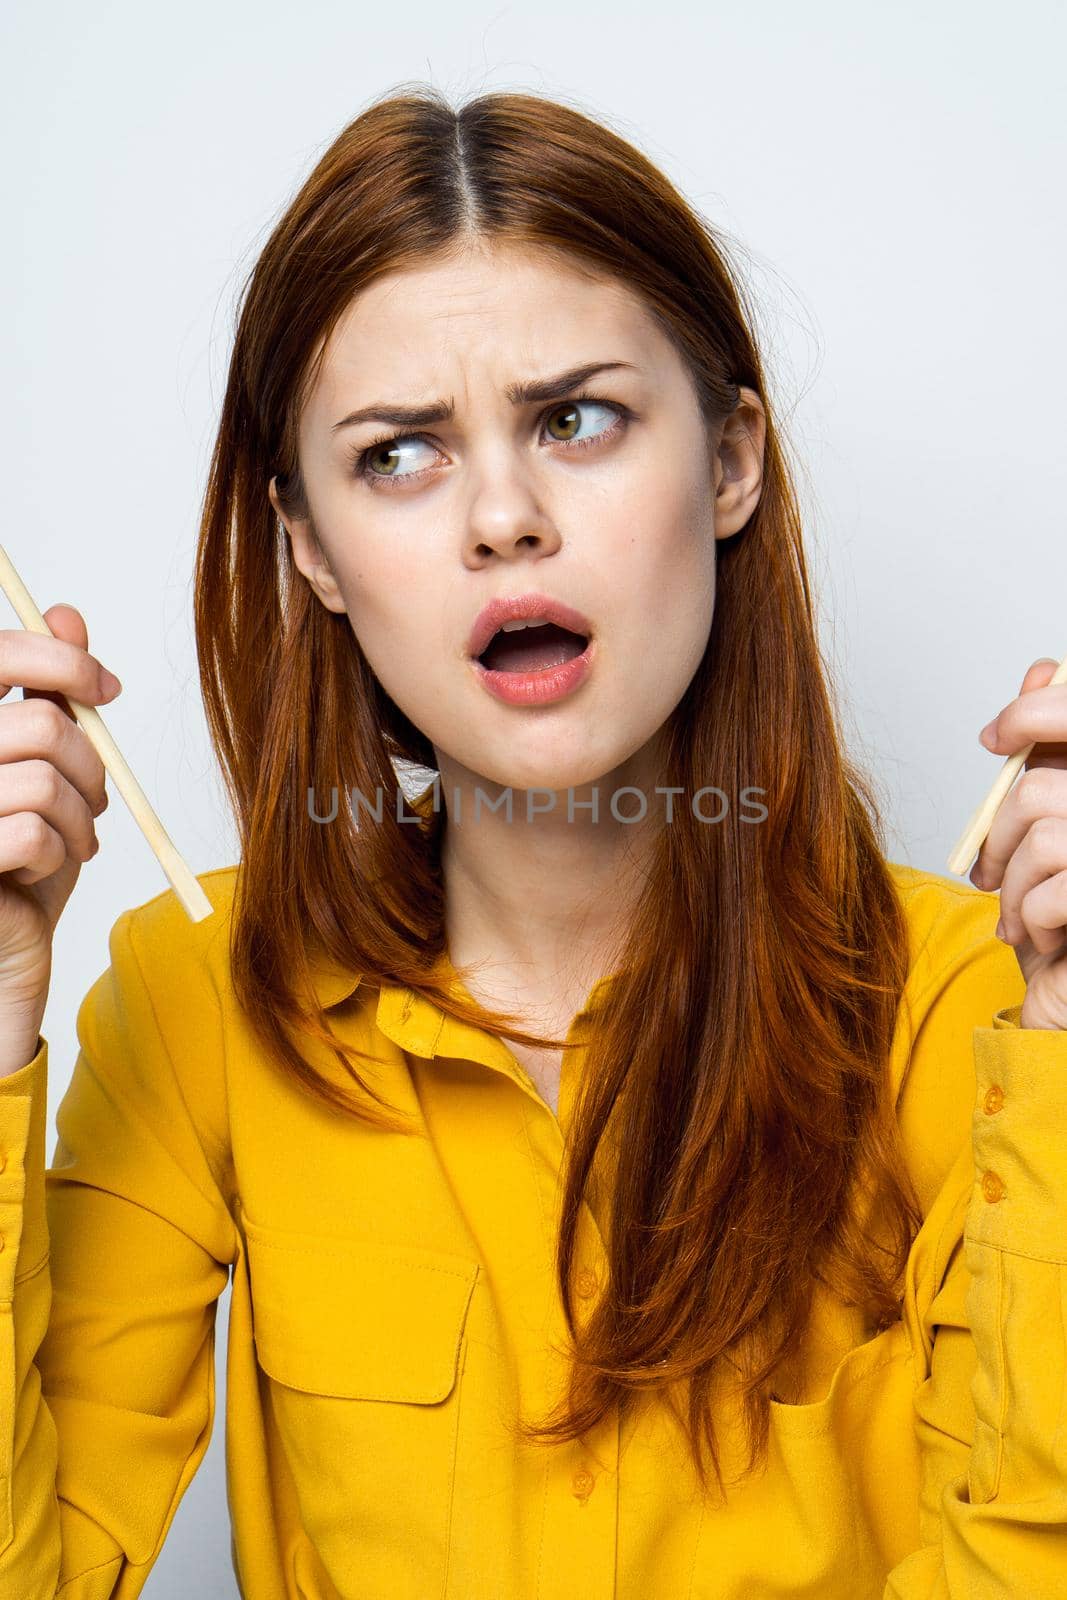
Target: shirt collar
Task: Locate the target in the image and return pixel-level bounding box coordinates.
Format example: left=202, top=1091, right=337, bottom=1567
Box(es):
left=307, top=954, right=617, bottom=1086
left=373, top=970, right=618, bottom=1074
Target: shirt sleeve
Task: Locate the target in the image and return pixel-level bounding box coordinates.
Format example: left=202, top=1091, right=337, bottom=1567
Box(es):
left=0, top=903, right=237, bottom=1596
left=883, top=997, right=1067, bottom=1598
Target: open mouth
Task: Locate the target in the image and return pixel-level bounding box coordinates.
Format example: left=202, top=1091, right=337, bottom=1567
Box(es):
left=476, top=621, right=590, bottom=675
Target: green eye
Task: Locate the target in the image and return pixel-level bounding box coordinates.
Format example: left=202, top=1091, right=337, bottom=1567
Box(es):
left=351, top=393, right=630, bottom=489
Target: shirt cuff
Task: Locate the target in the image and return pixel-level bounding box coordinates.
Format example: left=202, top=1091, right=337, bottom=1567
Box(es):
left=0, top=1035, right=49, bottom=1299
left=970, top=1008, right=1067, bottom=1262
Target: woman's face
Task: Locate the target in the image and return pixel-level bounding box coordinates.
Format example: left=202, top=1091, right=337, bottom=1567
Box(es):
left=271, top=241, right=764, bottom=797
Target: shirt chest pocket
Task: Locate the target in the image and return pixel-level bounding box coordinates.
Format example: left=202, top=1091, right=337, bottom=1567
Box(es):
left=243, top=1215, right=480, bottom=1584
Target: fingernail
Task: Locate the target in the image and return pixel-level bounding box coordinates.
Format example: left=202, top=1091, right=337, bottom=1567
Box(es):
left=979, top=721, right=997, bottom=748
left=98, top=668, right=122, bottom=700
left=995, top=917, right=1007, bottom=941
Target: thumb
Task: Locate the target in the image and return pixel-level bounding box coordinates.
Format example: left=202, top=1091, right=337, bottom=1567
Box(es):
left=22, top=603, right=92, bottom=722
left=1018, top=656, right=1067, bottom=771
left=42, top=602, right=89, bottom=647
left=1020, top=656, right=1062, bottom=695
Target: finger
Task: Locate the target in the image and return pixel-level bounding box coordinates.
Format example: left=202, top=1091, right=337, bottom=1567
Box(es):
left=997, top=815, right=1067, bottom=951
left=1015, top=866, right=1067, bottom=959
left=0, top=606, right=121, bottom=713
left=0, top=697, right=109, bottom=818
left=1020, top=657, right=1062, bottom=694
left=19, top=603, right=90, bottom=724
left=0, top=811, right=69, bottom=884
left=970, top=766, right=1067, bottom=890
left=979, top=667, right=1067, bottom=758
left=0, top=758, right=100, bottom=876
left=0, top=604, right=89, bottom=689
left=1017, top=658, right=1067, bottom=768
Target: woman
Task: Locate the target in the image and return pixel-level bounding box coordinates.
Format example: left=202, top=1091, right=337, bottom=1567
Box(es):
left=0, top=84, right=1064, bottom=1599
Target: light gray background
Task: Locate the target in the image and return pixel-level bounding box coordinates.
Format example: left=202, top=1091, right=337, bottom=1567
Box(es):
left=3, top=0, right=1064, bottom=1591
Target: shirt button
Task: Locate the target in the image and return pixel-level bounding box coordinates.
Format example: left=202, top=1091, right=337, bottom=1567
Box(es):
left=981, top=1170, right=1005, bottom=1203
left=576, top=1267, right=598, bottom=1299
left=983, top=1084, right=1004, bottom=1115
left=571, top=1466, right=596, bottom=1500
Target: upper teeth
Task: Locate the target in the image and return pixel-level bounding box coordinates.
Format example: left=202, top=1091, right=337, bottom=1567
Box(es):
left=500, top=616, right=550, bottom=632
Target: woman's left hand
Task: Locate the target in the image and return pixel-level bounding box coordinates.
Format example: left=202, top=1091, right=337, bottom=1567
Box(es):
left=969, top=657, right=1067, bottom=1029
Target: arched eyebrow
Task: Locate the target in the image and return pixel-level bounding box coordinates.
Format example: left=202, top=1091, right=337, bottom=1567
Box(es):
left=330, top=360, right=639, bottom=433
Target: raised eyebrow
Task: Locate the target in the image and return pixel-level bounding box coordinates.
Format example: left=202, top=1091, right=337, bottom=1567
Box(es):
left=330, top=360, right=639, bottom=433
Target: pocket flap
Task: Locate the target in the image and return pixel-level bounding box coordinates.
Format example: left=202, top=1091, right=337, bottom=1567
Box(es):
left=244, top=1218, right=479, bottom=1403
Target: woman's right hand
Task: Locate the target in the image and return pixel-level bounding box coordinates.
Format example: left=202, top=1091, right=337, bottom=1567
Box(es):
left=0, top=603, right=122, bottom=1076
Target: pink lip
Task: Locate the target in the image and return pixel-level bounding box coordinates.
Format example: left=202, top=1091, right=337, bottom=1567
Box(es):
left=466, top=591, right=594, bottom=661
left=471, top=636, right=596, bottom=706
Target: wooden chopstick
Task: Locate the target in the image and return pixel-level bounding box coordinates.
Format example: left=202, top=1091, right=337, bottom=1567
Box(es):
left=0, top=545, right=213, bottom=923
left=947, top=649, right=1067, bottom=876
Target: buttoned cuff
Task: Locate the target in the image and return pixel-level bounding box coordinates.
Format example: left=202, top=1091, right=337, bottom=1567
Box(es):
left=969, top=1007, right=1067, bottom=1262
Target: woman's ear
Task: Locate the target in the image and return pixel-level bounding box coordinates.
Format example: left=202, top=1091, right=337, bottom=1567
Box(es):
left=268, top=476, right=348, bottom=614
left=711, top=387, right=766, bottom=539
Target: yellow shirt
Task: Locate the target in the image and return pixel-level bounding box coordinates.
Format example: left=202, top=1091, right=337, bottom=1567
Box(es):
left=0, top=860, right=1065, bottom=1598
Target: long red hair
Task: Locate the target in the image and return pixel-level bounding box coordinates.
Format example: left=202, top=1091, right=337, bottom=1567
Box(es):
left=193, top=83, right=920, bottom=1497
